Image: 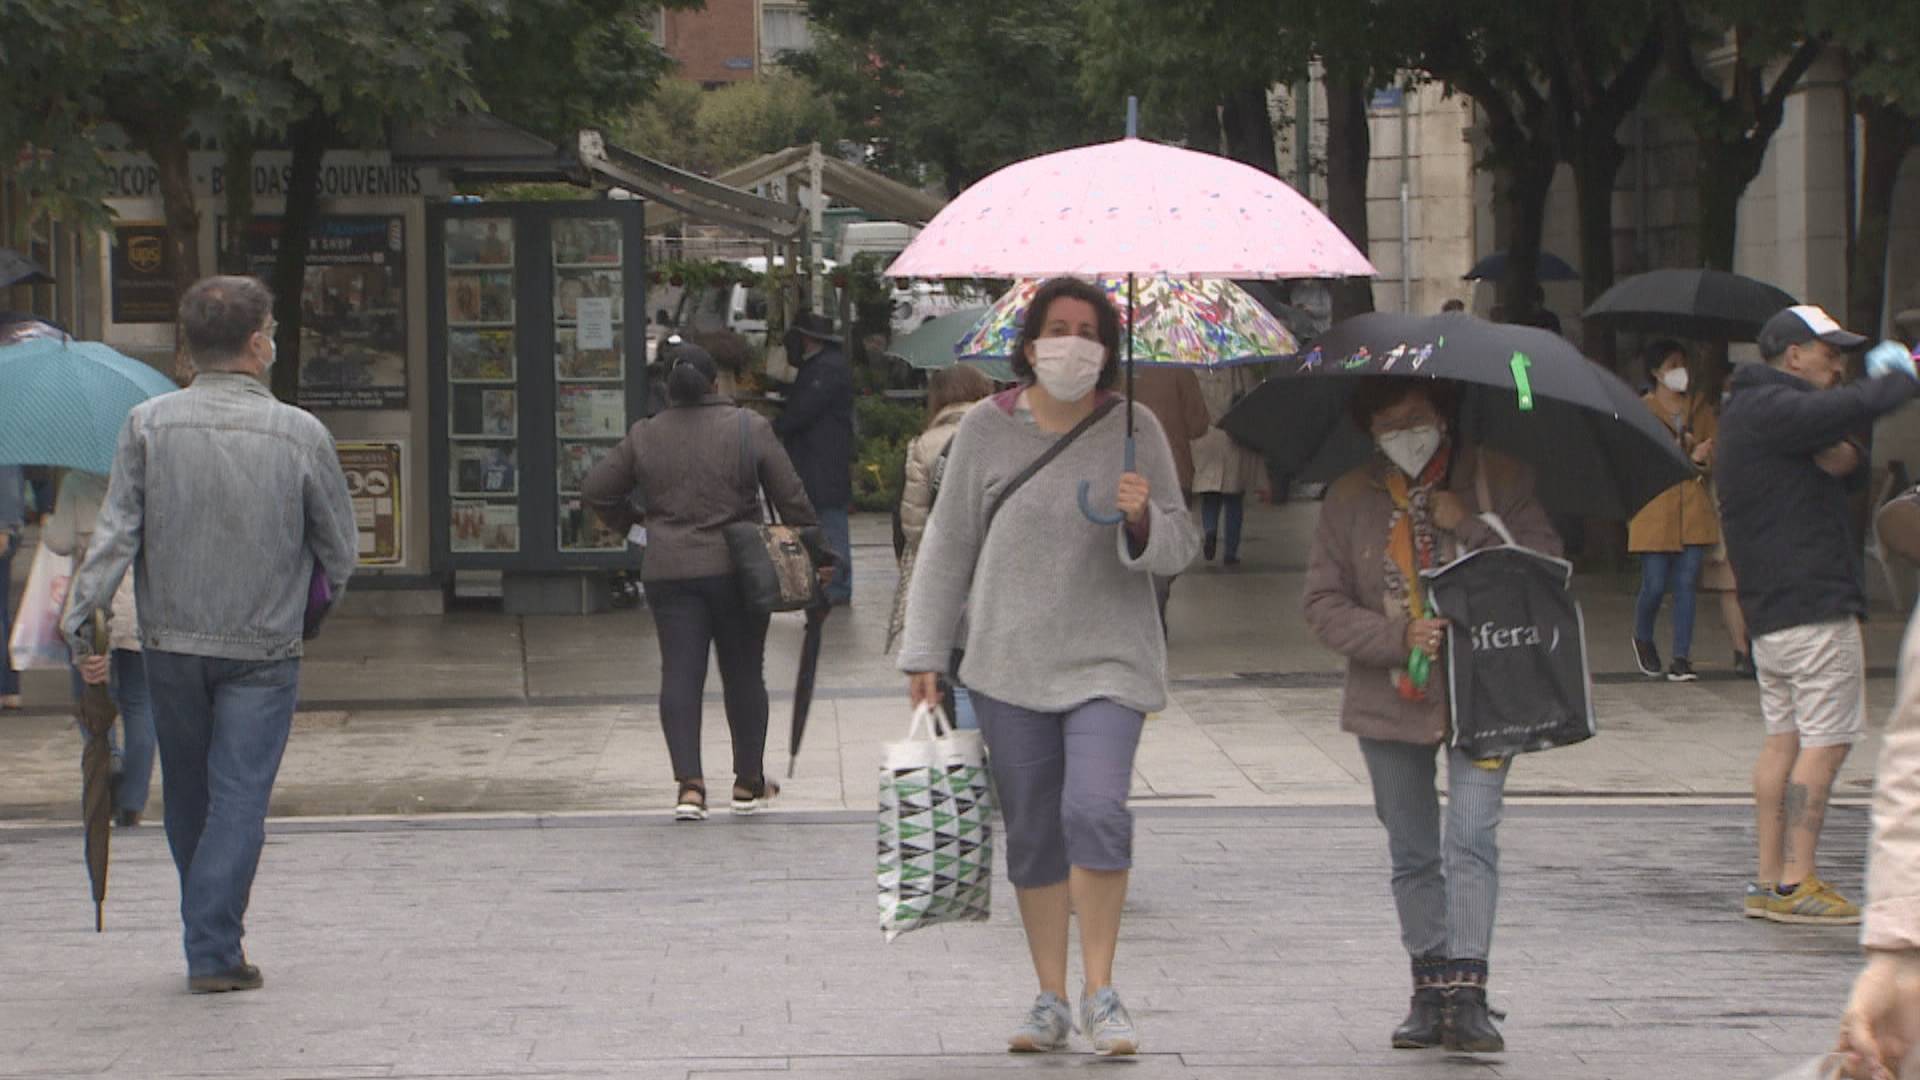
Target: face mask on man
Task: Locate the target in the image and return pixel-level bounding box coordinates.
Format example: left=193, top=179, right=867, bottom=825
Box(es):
left=1660, top=367, right=1689, bottom=393
left=1030, top=335, right=1106, bottom=402
left=1377, top=425, right=1444, bottom=479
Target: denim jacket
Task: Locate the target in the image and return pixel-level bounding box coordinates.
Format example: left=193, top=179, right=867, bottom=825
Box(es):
left=63, top=373, right=358, bottom=661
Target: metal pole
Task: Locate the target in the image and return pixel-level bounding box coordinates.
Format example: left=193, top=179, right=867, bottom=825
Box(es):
left=1399, top=90, right=1413, bottom=313
left=807, top=142, right=825, bottom=315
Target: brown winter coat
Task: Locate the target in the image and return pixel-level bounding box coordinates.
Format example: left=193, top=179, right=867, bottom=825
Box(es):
left=583, top=396, right=816, bottom=582
left=1131, top=367, right=1211, bottom=495
left=1626, top=391, right=1721, bottom=553
left=1191, top=367, right=1264, bottom=496
left=1303, top=446, right=1562, bottom=745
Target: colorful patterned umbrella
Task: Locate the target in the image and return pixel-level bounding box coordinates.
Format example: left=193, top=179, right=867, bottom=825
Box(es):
left=957, top=276, right=1297, bottom=367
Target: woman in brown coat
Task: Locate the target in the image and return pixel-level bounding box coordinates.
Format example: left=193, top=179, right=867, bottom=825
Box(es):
left=1626, top=342, right=1721, bottom=682
left=1303, top=377, right=1560, bottom=1054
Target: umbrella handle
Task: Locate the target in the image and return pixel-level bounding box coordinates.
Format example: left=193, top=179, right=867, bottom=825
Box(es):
left=1076, top=438, right=1136, bottom=525
left=90, top=611, right=109, bottom=656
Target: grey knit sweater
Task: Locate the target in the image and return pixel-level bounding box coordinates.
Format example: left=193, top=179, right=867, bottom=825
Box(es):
left=896, top=390, right=1201, bottom=714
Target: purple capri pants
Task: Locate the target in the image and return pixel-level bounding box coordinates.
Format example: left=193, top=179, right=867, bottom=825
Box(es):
left=970, top=692, right=1145, bottom=888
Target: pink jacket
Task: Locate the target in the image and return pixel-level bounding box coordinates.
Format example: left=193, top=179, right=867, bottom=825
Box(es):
left=1302, top=446, right=1561, bottom=745
left=1866, top=610, right=1920, bottom=951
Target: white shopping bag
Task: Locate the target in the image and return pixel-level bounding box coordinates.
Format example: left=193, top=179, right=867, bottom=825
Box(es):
left=877, top=704, right=994, bottom=941
left=8, top=543, right=75, bottom=670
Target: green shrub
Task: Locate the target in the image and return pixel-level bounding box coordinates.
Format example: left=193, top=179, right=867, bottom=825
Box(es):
left=856, top=396, right=925, bottom=445
left=850, top=396, right=924, bottom=512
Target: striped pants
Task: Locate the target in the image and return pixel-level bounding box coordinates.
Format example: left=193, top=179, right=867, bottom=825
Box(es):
left=1358, top=738, right=1511, bottom=963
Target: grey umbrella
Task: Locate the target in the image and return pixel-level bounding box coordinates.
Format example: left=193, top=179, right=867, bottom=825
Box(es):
left=0, top=248, right=54, bottom=288
left=1582, top=268, right=1796, bottom=342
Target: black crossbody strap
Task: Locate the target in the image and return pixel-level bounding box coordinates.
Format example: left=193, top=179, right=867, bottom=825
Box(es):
left=981, top=396, right=1121, bottom=541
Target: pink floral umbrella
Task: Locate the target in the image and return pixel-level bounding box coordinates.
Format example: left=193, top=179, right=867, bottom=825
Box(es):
left=885, top=137, right=1375, bottom=281
left=887, top=120, right=1374, bottom=523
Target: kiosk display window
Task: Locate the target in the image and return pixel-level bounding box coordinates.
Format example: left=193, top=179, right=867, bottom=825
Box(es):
left=553, top=218, right=628, bottom=552
left=445, top=217, right=520, bottom=553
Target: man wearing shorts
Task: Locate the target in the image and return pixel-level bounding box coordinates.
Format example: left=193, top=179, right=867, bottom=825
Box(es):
left=1719, top=305, right=1918, bottom=924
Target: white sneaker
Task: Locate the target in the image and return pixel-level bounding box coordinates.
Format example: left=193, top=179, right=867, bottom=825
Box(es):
left=1080, top=987, right=1139, bottom=1056
left=1008, top=992, right=1073, bottom=1053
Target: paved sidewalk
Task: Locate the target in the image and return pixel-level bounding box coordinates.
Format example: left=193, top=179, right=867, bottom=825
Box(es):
left=0, top=804, right=1866, bottom=1079
left=2, top=504, right=1908, bottom=821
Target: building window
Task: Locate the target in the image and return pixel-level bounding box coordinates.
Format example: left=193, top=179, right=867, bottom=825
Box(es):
left=762, top=3, right=812, bottom=61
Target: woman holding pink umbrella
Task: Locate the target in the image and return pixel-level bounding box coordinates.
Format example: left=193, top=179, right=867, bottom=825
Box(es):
left=898, top=278, right=1199, bottom=1057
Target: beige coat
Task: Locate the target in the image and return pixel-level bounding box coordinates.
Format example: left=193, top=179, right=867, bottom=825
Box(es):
left=1191, top=367, right=1264, bottom=496
left=43, top=472, right=140, bottom=653
left=1303, top=447, right=1562, bottom=745
left=1866, top=606, right=1920, bottom=951
left=1626, top=392, right=1721, bottom=552
left=887, top=403, right=972, bottom=653
left=1131, top=367, right=1211, bottom=495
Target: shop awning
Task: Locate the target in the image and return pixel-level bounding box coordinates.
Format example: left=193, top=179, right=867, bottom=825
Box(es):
left=644, top=143, right=946, bottom=233
left=391, top=112, right=805, bottom=239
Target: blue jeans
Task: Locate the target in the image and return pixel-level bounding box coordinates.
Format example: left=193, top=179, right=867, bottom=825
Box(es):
left=818, top=506, right=852, bottom=604
left=1200, top=492, right=1245, bottom=561
left=0, top=538, right=16, bottom=697
left=112, top=650, right=157, bottom=815
left=951, top=684, right=978, bottom=730
left=1635, top=546, right=1708, bottom=660
left=144, top=651, right=300, bottom=976
left=1359, top=738, right=1511, bottom=963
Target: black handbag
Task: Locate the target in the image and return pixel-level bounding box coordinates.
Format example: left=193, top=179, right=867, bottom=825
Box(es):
left=722, top=412, right=829, bottom=613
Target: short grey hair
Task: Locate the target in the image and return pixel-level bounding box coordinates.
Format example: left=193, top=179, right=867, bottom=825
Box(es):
left=179, top=276, right=274, bottom=370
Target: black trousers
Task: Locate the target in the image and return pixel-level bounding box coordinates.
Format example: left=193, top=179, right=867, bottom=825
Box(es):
left=647, top=575, right=773, bottom=785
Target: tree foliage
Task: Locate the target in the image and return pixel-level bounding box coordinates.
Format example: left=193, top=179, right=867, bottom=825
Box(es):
left=618, top=73, right=842, bottom=174
left=790, top=0, right=1107, bottom=195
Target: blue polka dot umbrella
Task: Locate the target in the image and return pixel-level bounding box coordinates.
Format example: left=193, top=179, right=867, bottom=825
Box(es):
left=0, top=337, right=179, bottom=475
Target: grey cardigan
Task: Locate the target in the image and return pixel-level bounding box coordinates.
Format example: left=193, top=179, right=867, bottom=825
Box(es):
left=583, top=396, right=817, bottom=582
left=896, top=391, right=1200, bottom=715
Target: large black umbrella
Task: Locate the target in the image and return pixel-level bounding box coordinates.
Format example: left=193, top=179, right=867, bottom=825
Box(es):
left=0, top=247, right=54, bottom=288
left=1220, top=312, right=1693, bottom=520
left=1464, top=250, right=1579, bottom=282
left=1582, top=268, right=1796, bottom=342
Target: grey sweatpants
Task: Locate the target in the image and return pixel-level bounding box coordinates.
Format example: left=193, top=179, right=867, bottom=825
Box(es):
left=1358, top=738, right=1511, bottom=962
left=972, top=693, right=1145, bottom=888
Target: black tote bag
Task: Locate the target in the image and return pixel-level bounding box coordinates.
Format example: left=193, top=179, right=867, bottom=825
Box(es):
left=1423, top=543, right=1596, bottom=758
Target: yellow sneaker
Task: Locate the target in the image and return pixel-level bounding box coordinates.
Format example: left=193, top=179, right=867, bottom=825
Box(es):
left=1765, top=877, right=1861, bottom=925
left=1743, top=881, right=1774, bottom=919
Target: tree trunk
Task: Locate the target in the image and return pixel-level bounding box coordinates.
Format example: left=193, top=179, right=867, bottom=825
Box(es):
left=1219, top=83, right=1279, bottom=174
left=218, top=124, right=258, bottom=276
left=1849, top=98, right=1915, bottom=339
left=1322, top=73, right=1375, bottom=322
left=130, top=118, right=202, bottom=380
left=1497, top=155, right=1555, bottom=322
left=269, top=107, right=336, bottom=404
left=1571, top=138, right=1625, bottom=366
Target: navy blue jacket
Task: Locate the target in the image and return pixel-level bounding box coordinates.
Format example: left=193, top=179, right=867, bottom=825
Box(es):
left=1717, top=363, right=1916, bottom=638
left=774, top=344, right=855, bottom=510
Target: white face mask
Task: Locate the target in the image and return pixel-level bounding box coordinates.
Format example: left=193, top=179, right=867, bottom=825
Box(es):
left=1660, top=367, right=1689, bottom=393
left=1377, top=425, right=1444, bottom=479
left=1030, top=335, right=1106, bottom=403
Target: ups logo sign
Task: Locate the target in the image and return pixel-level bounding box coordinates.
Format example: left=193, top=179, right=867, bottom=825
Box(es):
left=127, top=236, right=163, bottom=274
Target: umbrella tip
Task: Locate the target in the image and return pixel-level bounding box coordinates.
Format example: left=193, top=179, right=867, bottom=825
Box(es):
left=1126, top=96, right=1139, bottom=138
left=787, top=757, right=798, bottom=780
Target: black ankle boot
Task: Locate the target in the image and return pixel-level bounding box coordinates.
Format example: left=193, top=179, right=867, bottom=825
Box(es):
left=1391, top=987, right=1447, bottom=1048
left=1444, top=986, right=1505, bottom=1053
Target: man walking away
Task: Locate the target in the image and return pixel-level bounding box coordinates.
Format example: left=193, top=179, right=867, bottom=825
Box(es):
left=1719, top=304, right=1918, bottom=925
left=64, top=275, right=358, bottom=992
left=774, top=312, right=854, bottom=605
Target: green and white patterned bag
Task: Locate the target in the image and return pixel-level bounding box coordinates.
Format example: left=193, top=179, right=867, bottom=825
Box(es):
left=878, top=704, right=994, bottom=941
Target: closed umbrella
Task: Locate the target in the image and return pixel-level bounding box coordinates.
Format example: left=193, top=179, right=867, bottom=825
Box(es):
left=77, top=613, right=116, bottom=932
left=1219, top=311, right=1693, bottom=520
left=0, top=338, right=178, bottom=473
left=1582, top=268, right=1797, bottom=342
left=788, top=605, right=828, bottom=779
left=889, top=103, right=1372, bottom=523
